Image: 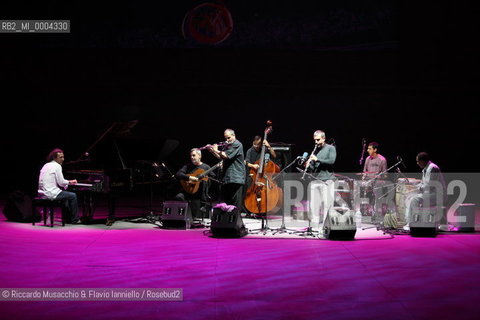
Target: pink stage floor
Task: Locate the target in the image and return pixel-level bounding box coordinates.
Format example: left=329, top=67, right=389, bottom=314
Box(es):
left=1, top=202, right=480, bottom=320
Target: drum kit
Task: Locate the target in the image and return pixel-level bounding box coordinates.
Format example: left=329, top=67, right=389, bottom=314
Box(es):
left=260, top=151, right=422, bottom=236
left=296, top=161, right=422, bottom=235
left=349, top=172, right=421, bottom=231
left=351, top=172, right=387, bottom=223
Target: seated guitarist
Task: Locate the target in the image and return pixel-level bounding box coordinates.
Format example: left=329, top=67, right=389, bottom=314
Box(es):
left=175, top=148, right=215, bottom=220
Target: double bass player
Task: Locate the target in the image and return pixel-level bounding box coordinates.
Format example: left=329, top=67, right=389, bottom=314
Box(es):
left=243, top=122, right=282, bottom=217
left=245, top=135, right=277, bottom=192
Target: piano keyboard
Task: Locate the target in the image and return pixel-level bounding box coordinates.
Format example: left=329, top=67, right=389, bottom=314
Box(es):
left=74, top=183, right=93, bottom=187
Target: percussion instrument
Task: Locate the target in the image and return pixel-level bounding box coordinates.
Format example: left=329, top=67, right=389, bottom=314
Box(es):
left=395, top=178, right=421, bottom=221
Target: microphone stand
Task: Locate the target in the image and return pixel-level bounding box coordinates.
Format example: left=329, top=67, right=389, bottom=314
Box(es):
left=271, top=156, right=306, bottom=235
left=297, top=167, right=320, bottom=181
left=395, top=157, right=410, bottom=183
left=272, top=155, right=305, bottom=181
left=374, top=165, right=413, bottom=208
left=359, top=139, right=367, bottom=171
left=284, top=167, right=323, bottom=238
left=364, top=158, right=403, bottom=192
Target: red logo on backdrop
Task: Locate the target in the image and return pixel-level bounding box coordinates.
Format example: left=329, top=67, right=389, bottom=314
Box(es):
left=182, top=2, right=233, bottom=45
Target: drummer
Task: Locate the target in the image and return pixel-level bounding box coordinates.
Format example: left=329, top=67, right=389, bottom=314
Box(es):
left=363, top=141, right=387, bottom=179
left=361, top=142, right=391, bottom=217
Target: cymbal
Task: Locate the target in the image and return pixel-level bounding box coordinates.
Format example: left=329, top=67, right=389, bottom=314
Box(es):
left=332, top=206, right=350, bottom=212
left=355, top=172, right=376, bottom=175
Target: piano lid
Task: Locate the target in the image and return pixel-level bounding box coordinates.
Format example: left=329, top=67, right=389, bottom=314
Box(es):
left=64, top=120, right=139, bottom=169
left=63, top=121, right=179, bottom=183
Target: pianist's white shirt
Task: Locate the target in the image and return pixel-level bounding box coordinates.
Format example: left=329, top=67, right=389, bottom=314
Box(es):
left=38, top=160, right=70, bottom=199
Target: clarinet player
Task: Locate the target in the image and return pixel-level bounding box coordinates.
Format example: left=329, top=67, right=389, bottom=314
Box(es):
left=304, top=130, right=337, bottom=229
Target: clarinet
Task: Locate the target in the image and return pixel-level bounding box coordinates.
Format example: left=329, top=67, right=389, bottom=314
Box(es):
left=302, top=144, right=319, bottom=179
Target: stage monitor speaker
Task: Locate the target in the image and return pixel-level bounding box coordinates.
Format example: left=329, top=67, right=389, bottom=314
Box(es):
left=410, top=207, right=438, bottom=237
left=210, top=207, right=247, bottom=238
left=323, top=208, right=356, bottom=240
left=2, top=190, right=40, bottom=222
left=450, top=203, right=476, bottom=232
left=161, top=201, right=192, bottom=229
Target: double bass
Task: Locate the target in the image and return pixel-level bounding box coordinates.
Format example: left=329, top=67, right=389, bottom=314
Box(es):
left=244, top=120, right=283, bottom=214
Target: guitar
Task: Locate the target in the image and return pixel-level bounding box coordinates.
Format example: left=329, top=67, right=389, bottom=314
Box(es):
left=180, top=161, right=223, bottom=194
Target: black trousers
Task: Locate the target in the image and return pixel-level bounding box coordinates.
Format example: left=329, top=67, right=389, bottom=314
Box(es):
left=221, top=183, right=244, bottom=211
left=175, top=192, right=207, bottom=219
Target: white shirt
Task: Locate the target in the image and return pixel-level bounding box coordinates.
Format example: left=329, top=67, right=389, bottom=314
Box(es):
left=419, top=161, right=445, bottom=195
left=38, top=161, right=69, bottom=199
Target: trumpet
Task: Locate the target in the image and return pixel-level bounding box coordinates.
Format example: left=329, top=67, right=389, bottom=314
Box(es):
left=198, top=141, right=229, bottom=150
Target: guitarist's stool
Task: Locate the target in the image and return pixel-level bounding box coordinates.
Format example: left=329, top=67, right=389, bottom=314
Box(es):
left=161, top=201, right=192, bottom=229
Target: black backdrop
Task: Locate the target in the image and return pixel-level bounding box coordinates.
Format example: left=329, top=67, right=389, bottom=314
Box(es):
left=0, top=1, right=478, bottom=197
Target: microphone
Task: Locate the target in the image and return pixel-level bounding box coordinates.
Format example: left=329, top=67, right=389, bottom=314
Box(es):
left=397, top=156, right=407, bottom=169
left=362, top=138, right=366, bottom=145
left=264, top=153, right=270, bottom=161
left=298, top=152, right=309, bottom=164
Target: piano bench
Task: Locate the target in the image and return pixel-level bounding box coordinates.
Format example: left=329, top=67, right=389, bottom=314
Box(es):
left=32, top=197, right=67, bottom=227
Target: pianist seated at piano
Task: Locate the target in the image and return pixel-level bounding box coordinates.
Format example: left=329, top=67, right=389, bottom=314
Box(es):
left=37, top=148, right=82, bottom=224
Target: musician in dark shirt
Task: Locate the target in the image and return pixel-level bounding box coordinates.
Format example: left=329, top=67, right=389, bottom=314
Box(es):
left=175, top=148, right=214, bottom=219
left=245, top=135, right=276, bottom=189
left=305, top=130, right=337, bottom=228
left=245, top=135, right=277, bottom=171
left=207, top=129, right=246, bottom=210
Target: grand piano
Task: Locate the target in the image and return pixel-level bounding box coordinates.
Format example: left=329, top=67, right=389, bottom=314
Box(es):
left=64, top=120, right=179, bottom=225
left=64, top=121, right=140, bottom=225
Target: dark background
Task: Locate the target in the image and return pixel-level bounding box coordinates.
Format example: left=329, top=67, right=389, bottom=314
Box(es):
left=0, top=1, right=478, bottom=199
